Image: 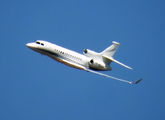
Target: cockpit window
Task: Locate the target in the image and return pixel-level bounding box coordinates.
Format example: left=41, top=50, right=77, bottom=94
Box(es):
left=36, top=41, right=40, bottom=44
left=41, top=43, right=44, bottom=46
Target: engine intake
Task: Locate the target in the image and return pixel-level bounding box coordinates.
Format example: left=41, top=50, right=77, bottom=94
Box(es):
left=90, top=59, right=94, bottom=64
left=84, top=49, right=88, bottom=54
left=83, top=49, right=99, bottom=57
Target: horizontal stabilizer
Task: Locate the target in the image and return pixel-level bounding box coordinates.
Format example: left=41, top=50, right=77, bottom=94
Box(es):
left=103, top=55, right=133, bottom=70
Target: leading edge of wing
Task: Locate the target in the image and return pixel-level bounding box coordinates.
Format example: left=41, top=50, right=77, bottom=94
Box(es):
left=85, top=69, right=142, bottom=84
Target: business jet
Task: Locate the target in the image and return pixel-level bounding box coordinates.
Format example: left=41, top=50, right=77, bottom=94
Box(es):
left=26, top=40, right=142, bottom=84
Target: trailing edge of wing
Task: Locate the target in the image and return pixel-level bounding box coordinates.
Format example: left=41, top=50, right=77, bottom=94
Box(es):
left=103, top=55, right=133, bottom=70
left=85, top=69, right=141, bottom=84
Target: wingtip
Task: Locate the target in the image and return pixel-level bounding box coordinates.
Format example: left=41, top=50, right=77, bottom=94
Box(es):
left=134, top=78, right=143, bottom=84
left=129, top=67, right=133, bottom=70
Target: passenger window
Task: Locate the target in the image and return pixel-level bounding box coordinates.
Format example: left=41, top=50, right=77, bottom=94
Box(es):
left=41, top=43, right=44, bottom=46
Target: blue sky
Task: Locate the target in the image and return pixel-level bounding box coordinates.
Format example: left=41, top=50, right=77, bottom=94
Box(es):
left=1, top=0, right=165, bottom=120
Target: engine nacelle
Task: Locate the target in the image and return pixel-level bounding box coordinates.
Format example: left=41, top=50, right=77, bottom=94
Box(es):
left=84, top=49, right=112, bottom=70
left=88, top=59, right=106, bottom=70
left=83, top=49, right=99, bottom=57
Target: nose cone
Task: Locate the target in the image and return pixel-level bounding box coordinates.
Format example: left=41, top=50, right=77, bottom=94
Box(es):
left=26, top=43, right=38, bottom=49
left=26, top=43, right=31, bottom=47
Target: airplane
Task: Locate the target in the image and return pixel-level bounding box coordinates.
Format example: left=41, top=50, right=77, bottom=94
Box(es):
left=26, top=40, right=142, bottom=84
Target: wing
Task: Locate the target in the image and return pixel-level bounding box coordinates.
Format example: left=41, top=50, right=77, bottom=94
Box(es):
left=85, top=69, right=142, bottom=84
left=54, top=57, right=142, bottom=84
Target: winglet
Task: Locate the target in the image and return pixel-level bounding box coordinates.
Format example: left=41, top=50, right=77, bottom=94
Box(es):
left=130, top=78, right=142, bottom=84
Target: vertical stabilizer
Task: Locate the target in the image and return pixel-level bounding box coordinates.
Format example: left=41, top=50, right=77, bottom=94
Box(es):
left=101, top=41, right=120, bottom=57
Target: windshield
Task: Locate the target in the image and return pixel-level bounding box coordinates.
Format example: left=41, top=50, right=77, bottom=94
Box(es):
left=36, top=41, right=40, bottom=44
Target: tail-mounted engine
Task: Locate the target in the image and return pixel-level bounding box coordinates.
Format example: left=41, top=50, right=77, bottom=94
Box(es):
left=88, top=59, right=110, bottom=70
left=89, top=59, right=94, bottom=64
left=83, top=49, right=99, bottom=57
left=83, top=49, right=112, bottom=70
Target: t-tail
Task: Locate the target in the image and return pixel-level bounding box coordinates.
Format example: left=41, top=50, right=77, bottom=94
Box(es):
left=101, top=41, right=133, bottom=70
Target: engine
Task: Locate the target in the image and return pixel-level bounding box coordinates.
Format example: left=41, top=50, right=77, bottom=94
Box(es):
left=83, top=49, right=99, bottom=57
left=83, top=49, right=112, bottom=70
left=83, top=49, right=105, bottom=69
left=88, top=59, right=106, bottom=70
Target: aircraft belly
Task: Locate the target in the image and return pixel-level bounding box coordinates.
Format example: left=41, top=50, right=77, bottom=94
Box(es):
left=44, top=52, right=87, bottom=70
left=60, top=59, right=86, bottom=70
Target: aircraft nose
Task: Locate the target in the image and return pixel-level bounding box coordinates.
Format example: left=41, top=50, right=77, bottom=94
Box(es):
left=26, top=43, right=31, bottom=47
left=26, top=43, right=37, bottom=48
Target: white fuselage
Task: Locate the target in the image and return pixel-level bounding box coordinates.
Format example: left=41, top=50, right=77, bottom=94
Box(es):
left=26, top=40, right=112, bottom=71
left=26, top=40, right=139, bottom=84
left=45, top=41, right=90, bottom=68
